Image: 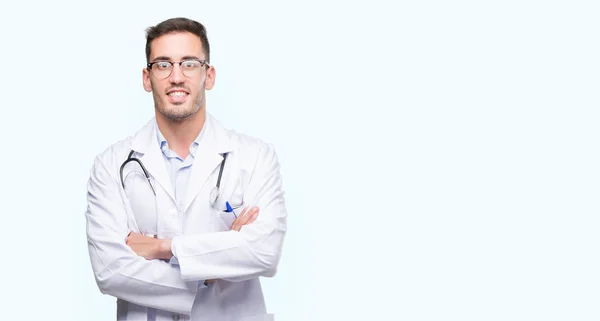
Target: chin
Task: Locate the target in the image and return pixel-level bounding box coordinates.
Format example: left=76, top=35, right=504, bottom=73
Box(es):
left=159, top=105, right=199, bottom=121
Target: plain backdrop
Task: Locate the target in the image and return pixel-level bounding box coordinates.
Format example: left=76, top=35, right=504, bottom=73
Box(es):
left=0, top=0, right=599, bottom=320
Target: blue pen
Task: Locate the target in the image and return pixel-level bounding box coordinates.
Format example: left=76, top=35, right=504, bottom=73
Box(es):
left=225, top=201, right=237, bottom=218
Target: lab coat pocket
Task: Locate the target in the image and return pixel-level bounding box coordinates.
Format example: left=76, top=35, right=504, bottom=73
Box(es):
left=218, top=202, right=245, bottom=230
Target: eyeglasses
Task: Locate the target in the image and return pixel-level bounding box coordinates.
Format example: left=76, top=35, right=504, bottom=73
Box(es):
left=147, top=59, right=209, bottom=79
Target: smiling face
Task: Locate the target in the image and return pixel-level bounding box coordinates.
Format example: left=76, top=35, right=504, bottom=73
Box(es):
left=142, top=31, right=216, bottom=121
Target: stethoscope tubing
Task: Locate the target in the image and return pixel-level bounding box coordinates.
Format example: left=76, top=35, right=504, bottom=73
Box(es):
left=120, top=150, right=228, bottom=202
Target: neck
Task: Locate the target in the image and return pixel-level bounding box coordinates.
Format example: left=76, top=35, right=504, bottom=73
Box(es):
left=156, top=108, right=206, bottom=159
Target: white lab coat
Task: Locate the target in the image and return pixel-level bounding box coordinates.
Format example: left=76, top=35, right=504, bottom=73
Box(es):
left=85, top=114, right=287, bottom=321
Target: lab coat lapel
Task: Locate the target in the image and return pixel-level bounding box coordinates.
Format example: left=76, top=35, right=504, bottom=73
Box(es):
left=182, top=114, right=234, bottom=212
left=130, top=119, right=176, bottom=204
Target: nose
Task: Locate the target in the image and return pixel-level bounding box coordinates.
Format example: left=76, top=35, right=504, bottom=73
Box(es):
left=168, top=63, right=185, bottom=84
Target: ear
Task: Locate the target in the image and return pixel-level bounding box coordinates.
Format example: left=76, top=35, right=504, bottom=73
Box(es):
left=142, top=67, right=152, bottom=92
left=204, top=65, right=216, bottom=90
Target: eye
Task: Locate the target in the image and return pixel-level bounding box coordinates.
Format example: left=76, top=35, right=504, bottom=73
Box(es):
left=182, top=60, right=200, bottom=69
left=155, top=62, right=172, bottom=70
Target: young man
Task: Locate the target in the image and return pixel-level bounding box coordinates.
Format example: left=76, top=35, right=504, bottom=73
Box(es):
left=85, top=17, right=287, bottom=321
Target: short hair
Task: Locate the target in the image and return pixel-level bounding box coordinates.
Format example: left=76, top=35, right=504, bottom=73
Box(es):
left=145, top=17, right=210, bottom=63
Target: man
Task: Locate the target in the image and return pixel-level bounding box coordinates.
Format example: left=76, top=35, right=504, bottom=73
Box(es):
left=85, top=17, right=287, bottom=321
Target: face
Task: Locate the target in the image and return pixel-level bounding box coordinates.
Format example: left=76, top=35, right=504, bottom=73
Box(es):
left=143, top=32, right=215, bottom=121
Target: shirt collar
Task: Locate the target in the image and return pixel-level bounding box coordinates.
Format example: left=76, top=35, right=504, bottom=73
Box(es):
left=155, top=120, right=206, bottom=158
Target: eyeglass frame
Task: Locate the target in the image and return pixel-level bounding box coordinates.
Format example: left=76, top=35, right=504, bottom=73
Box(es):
left=146, top=58, right=210, bottom=79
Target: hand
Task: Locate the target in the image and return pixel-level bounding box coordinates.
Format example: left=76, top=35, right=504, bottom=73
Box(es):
left=230, top=206, right=260, bottom=231
left=126, top=232, right=171, bottom=260
left=204, top=206, right=260, bottom=285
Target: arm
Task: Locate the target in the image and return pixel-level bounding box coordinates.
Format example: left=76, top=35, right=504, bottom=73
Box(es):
left=85, top=155, right=198, bottom=315
left=171, top=143, right=288, bottom=282
left=126, top=206, right=260, bottom=284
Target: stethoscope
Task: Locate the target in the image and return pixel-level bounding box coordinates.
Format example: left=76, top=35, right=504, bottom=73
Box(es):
left=119, top=150, right=228, bottom=209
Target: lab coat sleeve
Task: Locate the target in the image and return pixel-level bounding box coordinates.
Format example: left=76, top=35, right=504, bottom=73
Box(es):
left=171, top=143, right=287, bottom=282
left=85, top=154, right=198, bottom=315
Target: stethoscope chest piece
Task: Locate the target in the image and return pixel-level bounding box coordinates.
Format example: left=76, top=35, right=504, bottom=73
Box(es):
left=209, top=186, right=220, bottom=208
left=207, top=152, right=228, bottom=209
left=121, top=150, right=229, bottom=209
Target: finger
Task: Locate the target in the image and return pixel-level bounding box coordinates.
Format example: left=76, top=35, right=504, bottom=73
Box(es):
left=247, top=211, right=259, bottom=224
left=245, top=207, right=259, bottom=224
left=126, top=232, right=137, bottom=244
left=238, top=207, right=258, bottom=226
left=237, top=206, right=249, bottom=218
left=230, top=206, right=259, bottom=231
left=230, top=206, right=250, bottom=231
left=230, top=213, right=251, bottom=232
left=230, top=209, right=245, bottom=231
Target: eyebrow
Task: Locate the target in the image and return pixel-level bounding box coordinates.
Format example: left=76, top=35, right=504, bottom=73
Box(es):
left=151, top=55, right=204, bottom=62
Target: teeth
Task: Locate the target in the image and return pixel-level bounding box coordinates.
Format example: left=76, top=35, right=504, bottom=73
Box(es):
left=169, top=92, right=187, bottom=97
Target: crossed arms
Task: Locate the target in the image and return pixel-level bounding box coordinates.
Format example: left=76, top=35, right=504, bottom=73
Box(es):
left=85, top=144, right=287, bottom=314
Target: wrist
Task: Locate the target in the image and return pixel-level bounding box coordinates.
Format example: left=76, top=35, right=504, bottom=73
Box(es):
left=157, top=239, right=173, bottom=260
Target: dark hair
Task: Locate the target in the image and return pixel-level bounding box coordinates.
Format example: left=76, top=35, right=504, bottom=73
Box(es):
left=145, top=17, right=210, bottom=63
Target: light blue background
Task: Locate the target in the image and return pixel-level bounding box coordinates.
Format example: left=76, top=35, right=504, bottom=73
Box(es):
left=0, top=0, right=599, bottom=320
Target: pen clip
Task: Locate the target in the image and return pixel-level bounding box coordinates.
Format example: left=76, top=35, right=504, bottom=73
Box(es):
left=225, top=202, right=237, bottom=218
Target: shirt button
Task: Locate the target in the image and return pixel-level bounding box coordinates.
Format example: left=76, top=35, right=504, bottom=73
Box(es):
left=172, top=314, right=180, bottom=321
